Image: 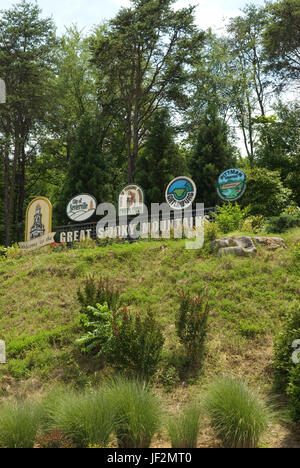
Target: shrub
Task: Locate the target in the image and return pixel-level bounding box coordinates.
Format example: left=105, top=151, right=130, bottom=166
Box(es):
left=213, top=203, right=249, bottom=234
left=240, top=168, right=294, bottom=217
left=167, top=401, right=202, bottom=448
left=0, top=400, right=43, bottom=448
left=77, top=276, right=120, bottom=319
left=110, top=308, right=164, bottom=380
left=107, top=377, right=161, bottom=448
left=35, top=429, right=75, bottom=448
left=242, top=215, right=265, bottom=233
left=287, top=364, right=300, bottom=422
left=266, top=213, right=300, bottom=233
left=45, top=389, right=115, bottom=448
left=273, top=306, right=300, bottom=391
left=204, top=219, right=218, bottom=241
left=77, top=302, right=118, bottom=357
left=176, top=290, right=209, bottom=364
left=204, top=376, right=270, bottom=448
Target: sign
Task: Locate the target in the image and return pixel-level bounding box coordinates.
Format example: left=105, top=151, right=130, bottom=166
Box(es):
left=118, top=185, right=144, bottom=216
left=0, top=340, right=6, bottom=364
left=19, top=232, right=56, bottom=252
left=67, top=194, right=97, bottom=222
left=217, top=169, right=246, bottom=202
left=25, top=197, right=52, bottom=242
left=0, top=79, right=5, bottom=104
left=165, top=177, right=196, bottom=210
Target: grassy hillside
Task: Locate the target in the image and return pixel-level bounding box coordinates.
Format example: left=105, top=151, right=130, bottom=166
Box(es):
left=0, top=228, right=300, bottom=447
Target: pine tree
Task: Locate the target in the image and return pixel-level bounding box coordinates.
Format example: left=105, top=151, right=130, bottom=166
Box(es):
left=135, top=108, right=187, bottom=205
left=189, top=105, right=237, bottom=207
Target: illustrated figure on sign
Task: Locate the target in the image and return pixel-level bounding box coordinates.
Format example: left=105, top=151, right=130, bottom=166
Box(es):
left=30, top=204, right=45, bottom=239
left=127, top=191, right=136, bottom=208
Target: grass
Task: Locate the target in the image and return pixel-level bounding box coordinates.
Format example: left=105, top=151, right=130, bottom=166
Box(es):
left=204, top=376, right=271, bottom=448
left=0, top=228, right=299, bottom=447
left=106, top=377, right=161, bottom=448
left=0, top=399, right=43, bottom=448
left=167, top=400, right=202, bottom=448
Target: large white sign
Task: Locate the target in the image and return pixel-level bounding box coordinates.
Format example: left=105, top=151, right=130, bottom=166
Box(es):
left=67, top=194, right=97, bottom=222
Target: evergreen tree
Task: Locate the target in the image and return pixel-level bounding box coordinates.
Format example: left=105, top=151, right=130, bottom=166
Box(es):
left=55, top=114, right=116, bottom=225
left=189, top=105, right=237, bottom=207
left=135, top=108, right=187, bottom=205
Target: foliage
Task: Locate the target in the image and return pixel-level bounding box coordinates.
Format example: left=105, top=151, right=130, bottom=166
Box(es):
left=110, top=307, right=165, bottom=380
left=273, top=305, right=300, bottom=392
left=266, top=212, right=300, bottom=234
left=77, top=276, right=120, bottom=318
left=213, top=203, right=249, bottom=234
left=135, top=108, right=187, bottom=204
left=0, top=400, right=43, bottom=448
left=240, top=168, right=294, bottom=217
left=204, top=376, right=270, bottom=448
left=176, top=290, right=209, bottom=364
left=44, top=389, right=115, bottom=448
left=77, top=302, right=118, bottom=356
left=189, top=104, right=237, bottom=207
left=167, top=400, right=202, bottom=448
left=242, top=215, right=265, bottom=233
left=204, top=219, right=219, bottom=242
left=106, top=377, right=161, bottom=448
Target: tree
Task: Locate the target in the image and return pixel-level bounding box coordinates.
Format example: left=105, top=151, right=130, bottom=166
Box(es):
left=0, top=0, right=56, bottom=244
left=189, top=105, right=237, bottom=207
left=135, top=108, right=187, bottom=204
left=91, top=0, right=203, bottom=183
left=263, top=0, right=300, bottom=81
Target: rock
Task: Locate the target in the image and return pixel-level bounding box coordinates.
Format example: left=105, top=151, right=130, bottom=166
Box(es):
left=212, top=236, right=257, bottom=257
left=254, top=236, right=287, bottom=250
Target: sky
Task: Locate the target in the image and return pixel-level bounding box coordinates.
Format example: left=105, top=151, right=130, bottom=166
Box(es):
left=0, top=0, right=267, bottom=34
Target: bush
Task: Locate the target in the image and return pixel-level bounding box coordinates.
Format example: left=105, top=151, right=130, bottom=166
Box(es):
left=273, top=306, right=300, bottom=392
left=176, top=290, right=209, bottom=364
left=240, top=168, right=294, bottom=217
left=77, top=276, right=120, bottom=319
left=0, top=400, right=43, bottom=448
left=167, top=401, right=202, bottom=448
left=287, top=364, right=300, bottom=422
left=107, top=377, right=161, bottom=448
left=44, top=389, right=115, bottom=448
left=213, top=203, right=249, bottom=234
left=204, top=376, right=270, bottom=448
left=204, top=219, right=218, bottom=241
left=242, top=215, right=265, bottom=233
left=266, top=212, right=300, bottom=233
left=110, top=308, right=164, bottom=380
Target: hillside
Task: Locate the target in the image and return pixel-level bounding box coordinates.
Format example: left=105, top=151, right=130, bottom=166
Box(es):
left=0, top=229, right=300, bottom=447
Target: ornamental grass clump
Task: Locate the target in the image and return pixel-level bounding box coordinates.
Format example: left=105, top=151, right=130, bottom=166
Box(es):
left=204, top=376, right=270, bottom=448
left=167, top=400, right=202, bottom=448
left=45, top=389, right=115, bottom=448
left=0, top=400, right=43, bottom=448
left=106, top=377, right=161, bottom=448
left=77, top=276, right=120, bottom=319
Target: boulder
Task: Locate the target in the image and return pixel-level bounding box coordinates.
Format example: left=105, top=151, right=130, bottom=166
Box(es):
left=212, top=236, right=257, bottom=257
left=254, top=236, right=287, bottom=250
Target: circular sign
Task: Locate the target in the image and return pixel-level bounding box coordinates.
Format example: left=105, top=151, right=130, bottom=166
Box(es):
left=118, top=184, right=144, bottom=216
left=67, top=194, right=97, bottom=222
left=217, top=169, right=246, bottom=202
left=165, top=177, right=197, bottom=210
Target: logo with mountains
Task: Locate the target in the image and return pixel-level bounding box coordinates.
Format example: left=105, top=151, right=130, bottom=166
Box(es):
left=166, top=177, right=196, bottom=210
left=67, top=194, right=97, bottom=222
left=217, top=169, right=246, bottom=202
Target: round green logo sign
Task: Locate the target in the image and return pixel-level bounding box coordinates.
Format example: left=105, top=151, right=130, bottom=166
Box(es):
left=217, top=169, right=246, bottom=202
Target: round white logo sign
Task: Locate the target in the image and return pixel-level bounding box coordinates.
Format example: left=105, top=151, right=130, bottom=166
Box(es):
left=67, top=194, right=97, bottom=222
left=165, top=177, right=197, bottom=210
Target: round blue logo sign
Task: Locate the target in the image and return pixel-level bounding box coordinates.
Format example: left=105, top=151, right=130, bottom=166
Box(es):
left=217, top=169, right=246, bottom=202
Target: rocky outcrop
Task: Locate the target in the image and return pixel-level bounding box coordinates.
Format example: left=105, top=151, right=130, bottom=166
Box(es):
left=211, top=236, right=257, bottom=257
left=253, top=236, right=287, bottom=250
